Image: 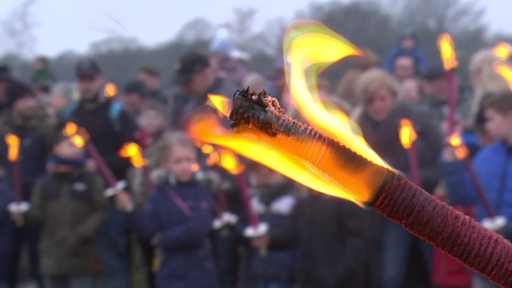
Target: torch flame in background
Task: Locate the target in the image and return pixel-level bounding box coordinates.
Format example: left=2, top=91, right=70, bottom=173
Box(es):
left=199, top=142, right=245, bottom=175
left=104, top=82, right=118, bottom=98
left=493, top=42, right=511, bottom=60
left=283, top=20, right=388, bottom=168
left=448, top=132, right=469, bottom=160
left=119, top=142, right=146, bottom=168
left=494, top=63, right=512, bottom=91
left=63, top=122, right=78, bottom=137
left=62, top=122, right=87, bottom=148
left=437, top=33, right=459, bottom=70
left=5, top=133, right=20, bottom=162
left=218, top=149, right=245, bottom=175
left=399, top=119, right=417, bottom=149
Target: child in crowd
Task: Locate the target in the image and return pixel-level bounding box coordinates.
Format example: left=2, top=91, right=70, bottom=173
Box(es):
left=441, top=90, right=512, bottom=288
left=116, top=132, right=218, bottom=288
left=13, top=131, right=107, bottom=288
left=245, top=164, right=298, bottom=288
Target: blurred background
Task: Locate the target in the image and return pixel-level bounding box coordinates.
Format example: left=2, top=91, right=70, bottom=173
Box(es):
left=1, top=0, right=511, bottom=86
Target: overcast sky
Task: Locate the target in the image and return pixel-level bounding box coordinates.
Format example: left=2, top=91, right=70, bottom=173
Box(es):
left=1, top=0, right=511, bottom=57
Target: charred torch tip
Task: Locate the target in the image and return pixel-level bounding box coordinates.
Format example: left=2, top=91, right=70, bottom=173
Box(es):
left=230, top=88, right=318, bottom=138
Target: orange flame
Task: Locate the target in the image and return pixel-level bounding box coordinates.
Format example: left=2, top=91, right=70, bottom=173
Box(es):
left=448, top=132, right=469, bottom=160
left=494, top=42, right=511, bottom=60
left=191, top=163, right=200, bottom=172
left=206, top=151, right=220, bottom=167
left=207, top=95, right=231, bottom=117
left=437, top=33, right=458, bottom=71
left=399, top=119, right=417, bottom=149
left=5, top=133, right=20, bottom=162
left=63, top=122, right=78, bottom=137
left=62, top=122, right=86, bottom=148
left=283, top=20, right=388, bottom=168
left=104, top=82, right=118, bottom=98
left=187, top=21, right=390, bottom=205
left=70, top=135, right=86, bottom=148
left=119, top=142, right=146, bottom=168
left=218, top=149, right=244, bottom=175
left=494, top=63, right=512, bottom=90
left=201, top=144, right=215, bottom=154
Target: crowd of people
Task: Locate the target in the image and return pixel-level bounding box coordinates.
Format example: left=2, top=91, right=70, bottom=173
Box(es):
left=0, top=29, right=511, bottom=288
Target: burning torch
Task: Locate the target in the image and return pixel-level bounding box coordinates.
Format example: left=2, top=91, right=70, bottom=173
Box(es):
left=494, top=42, right=512, bottom=92
left=63, top=122, right=127, bottom=197
left=447, top=132, right=507, bottom=231
left=437, top=32, right=459, bottom=135
left=187, top=21, right=512, bottom=287
left=399, top=119, right=421, bottom=185
left=5, top=133, right=30, bottom=215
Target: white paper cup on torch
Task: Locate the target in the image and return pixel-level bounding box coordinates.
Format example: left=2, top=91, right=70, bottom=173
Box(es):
left=212, top=211, right=239, bottom=230
left=104, top=180, right=127, bottom=198
left=243, top=222, right=269, bottom=238
left=8, top=201, right=30, bottom=213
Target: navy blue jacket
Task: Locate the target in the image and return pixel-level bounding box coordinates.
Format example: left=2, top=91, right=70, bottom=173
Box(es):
left=0, top=180, right=15, bottom=281
left=441, top=141, right=512, bottom=239
left=133, top=179, right=218, bottom=288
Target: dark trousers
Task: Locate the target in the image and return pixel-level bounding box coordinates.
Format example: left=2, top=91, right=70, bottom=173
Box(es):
left=10, top=225, right=42, bottom=287
left=138, top=237, right=155, bottom=288
left=93, top=206, right=131, bottom=288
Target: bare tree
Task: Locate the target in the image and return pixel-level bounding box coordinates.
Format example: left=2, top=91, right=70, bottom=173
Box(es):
left=1, top=0, right=38, bottom=57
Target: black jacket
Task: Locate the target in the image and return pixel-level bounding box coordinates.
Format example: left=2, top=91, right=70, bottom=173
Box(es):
left=271, top=193, right=369, bottom=288
left=358, top=101, right=442, bottom=193
left=66, top=99, right=138, bottom=180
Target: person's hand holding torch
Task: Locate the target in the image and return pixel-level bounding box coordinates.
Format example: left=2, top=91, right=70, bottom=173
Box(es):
left=5, top=133, right=29, bottom=225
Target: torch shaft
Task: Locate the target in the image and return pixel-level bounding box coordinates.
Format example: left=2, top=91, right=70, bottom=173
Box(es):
left=406, top=144, right=421, bottom=185
left=12, top=161, right=22, bottom=202
left=215, top=187, right=228, bottom=214
left=446, top=70, right=458, bottom=134
left=85, top=142, right=117, bottom=187
left=236, top=173, right=259, bottom=227
left=372, top=174, right=512, bottom=287
left=462, top=159, right=496, bottom=218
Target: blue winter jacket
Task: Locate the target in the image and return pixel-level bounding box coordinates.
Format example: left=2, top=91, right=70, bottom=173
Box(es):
left=133, top=179, right=218, bottom=288
left=441, top=141, right=512, bottom=239
left=382, top=43, right=427, bottom=73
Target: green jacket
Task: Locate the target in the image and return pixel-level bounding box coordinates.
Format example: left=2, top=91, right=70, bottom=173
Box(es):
left=27, top=169, right=107, bottom=276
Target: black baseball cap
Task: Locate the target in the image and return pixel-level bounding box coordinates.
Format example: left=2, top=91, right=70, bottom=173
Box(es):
left=75, top=59, right=102, bottom=78
left=174, top=52, right=210, bottom=84
left=123, top=79, right=147, bottom=96
left=422, top=63, right=446, bottom=80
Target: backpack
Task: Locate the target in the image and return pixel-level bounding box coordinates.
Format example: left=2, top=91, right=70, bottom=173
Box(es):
left=62, top=100, right=123, bottom=131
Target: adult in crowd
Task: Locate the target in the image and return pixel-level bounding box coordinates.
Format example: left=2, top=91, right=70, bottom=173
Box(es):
left=64, top=59, right=138, bottom=288
left=354, top=68, right=442, bottom=288
left=0, top=80, right=55, bottom=288
left=138, top=66, right=167, bottom=105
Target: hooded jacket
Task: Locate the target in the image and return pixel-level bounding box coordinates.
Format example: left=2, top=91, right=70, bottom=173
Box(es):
left=27, top=168, right=107, bottom=276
